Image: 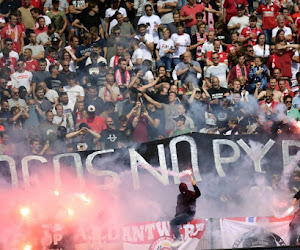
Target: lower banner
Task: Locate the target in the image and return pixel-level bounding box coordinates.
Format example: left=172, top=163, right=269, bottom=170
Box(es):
left=122, top=219, right=207, bottom=250
left=220, top=216, right=293, bottom=248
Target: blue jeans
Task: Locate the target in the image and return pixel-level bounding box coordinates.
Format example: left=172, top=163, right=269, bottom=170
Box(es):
left=170, top=213, right=194, bottom=240
left=263, top=29, right=272, bottom=45
left=157, top=56, right=172, bottom=71
left=172, top=58, right=181, bottom=67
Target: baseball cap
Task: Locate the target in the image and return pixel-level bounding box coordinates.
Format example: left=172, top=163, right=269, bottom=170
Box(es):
left=206, top=118, right=216, bottom=126
left=87, top=105, right=96, bottom=113
left=237, top=4, right=245, bottom=9
left=79, top=123, right=90, bottom=129
left=51, top=37, right=60, bottom=43
left=174, top=115, right=186, bottom=122
left=98, top=61, right=107, bottom=67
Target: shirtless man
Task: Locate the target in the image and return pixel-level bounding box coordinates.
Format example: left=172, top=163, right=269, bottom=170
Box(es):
left=254, top=77, right=283, bottom=103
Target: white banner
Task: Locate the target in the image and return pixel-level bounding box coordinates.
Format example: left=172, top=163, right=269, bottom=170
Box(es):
left=220, top=217, right=292, bottom=248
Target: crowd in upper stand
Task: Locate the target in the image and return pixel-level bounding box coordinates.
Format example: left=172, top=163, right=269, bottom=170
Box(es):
left=0, top=0, right=299, bottom=155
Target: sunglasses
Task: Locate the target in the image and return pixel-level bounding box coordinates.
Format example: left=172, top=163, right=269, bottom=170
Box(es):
left=212, top=57, right=219, bottom=59
left=13, top=92, right=19, bottom=94
left=17, top=64, right=24, bottom=66
left=63, top=64, right=70, bottom=66
left=146, top=9, right=152, bottom=11
left=285, top=101, right=292, bottom=103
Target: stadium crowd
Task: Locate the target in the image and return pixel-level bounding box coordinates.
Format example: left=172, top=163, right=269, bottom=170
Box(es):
left=0, top=0, right=299, bottom=155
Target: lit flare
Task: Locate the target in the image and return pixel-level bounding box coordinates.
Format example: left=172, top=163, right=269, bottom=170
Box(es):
left=20, top=207, right=30, bottom=217
left=24, top=244, right=32, bottom=250
left=185, top=170, right=192, bottom=176
left=54, top=190, right=60, bottom=196
left=67, top=208, right=74, bottom=217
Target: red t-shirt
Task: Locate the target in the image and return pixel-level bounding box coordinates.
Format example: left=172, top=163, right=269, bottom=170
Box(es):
left=180, top=4, right=205, bottom=27
left=256, top=4, right=280, bottom=29
left=34, top=26, right=47, bottom=36
left=0, top=57, right=17, bottom=74
left=24, top=59, right=39, bottom=72
left=82, top=116, right=107, bottom=134
left=240, top=26, right=263, bottom=46
left=206, top=51, right=228, bottom=63
left=0, top=24, right=23, bottom=53
left=223, top=0, right=248, bottom=22
left=274, top=50, right=294, bottom=78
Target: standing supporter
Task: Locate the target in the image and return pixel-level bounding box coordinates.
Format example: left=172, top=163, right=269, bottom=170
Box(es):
left=99, top=74, right=120, bottom=103
left=205, top=52, right=228, bottom=88
left=53, top=104, right=74, bottom=131
left=0, top=78, right=11, bottom=103
left=253, top=33, right=270, bottom=59
left=240, top=15, right=263, bottom=46
left=23, top=32, right=45, bottom=60
left=38, top=82, right=59, bottom=106
left=227, top=4, right=250, bottom=34
left=223, top=0, right=248, bottom=23
left=35, top=86, right=52, bottom=113
left=72, top=2, right=104, bottom=38
left=46, top=0, right=69, bottom=40
left=177, top=51, right=202, bottom=87
left=131, top=38, right=144, bottom=68
left=0, top=48, right=17, bottom=74
left=8, top=88, right=27, bottom=110
left=11, top=60, right=33, bottom=95
left=190, top=23, right=207, bottom=65
left=84, top=85, right=105, bottom=116
left=115, top=58, right=131, bottom=87
left=278, top=78, right=295, bottom=97
left=100, top=117, right=120, bottom=149
left=138, top=4, right=162, bottom=45
left=0, top=39, right=19, bottom=60
left=81, top=105, right=107, bottom=134
left=205, top=76, right=229, bottom=106
left=30, top=8, right=52, bottom=28
left=44, top=65, right=63, bottom=92
left=37, top=24, right=60, bottom=47
left=205, top=39, right=227, bottom=66
left=249, top=56, right=269, bottom=90
left=63, top=72, right=85, bottom=109
left=255, top=78, right=284, bottom=103
left=109, top=43, right=125, bottom=69
left=272, top=15, right=293, bottom=41
left=180, top=0, right=220, bottom=34
left=228, top=54, right=250, bottom=84
left=254, top=0, right=280, bottom=44
left=135, top=24, right=154, bottom=62
left=155, top=28, right=175, bottom=73
left=23, top=49, right=39, bottom=73
left=105, top=0, right=127, bottom=38
left=157, top=0, right=178, bottom=31
left=171, top=22, right=190, bottom=66
left=142, top=91, right=180, bottom=136
left=18, top=0, right=35, bottom=29
left=200, top=31, right=215, bottom=62
left=1, top=12, right=24, bottom=55
left=111, top=12, right=135, bottom=44
left=75, top=33, right=93, bottom=71
left=272, top=43, right=300, bottom=79
left=34, top=17, right=48, bottom=36
left=284, top=95, right=300, bottom=120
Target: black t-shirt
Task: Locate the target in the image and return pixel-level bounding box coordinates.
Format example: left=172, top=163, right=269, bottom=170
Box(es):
left=208, top=87, right=229, bottom=100
left=79, top=9, right=101, bottom=32
left=98, top=0, right=110, bottom=18
left=84, top=96, right=105, bottom=116
left=91, top=39, right=107, bottom=57
left=45, top=76, right=63, bottom=92
left=73, top=134, right=95, bottom=151
left=100, top=128, right=120, bottom=150
left=69, top=0, right=87, bottom=21
left=118, top=126, right=133, bottom=143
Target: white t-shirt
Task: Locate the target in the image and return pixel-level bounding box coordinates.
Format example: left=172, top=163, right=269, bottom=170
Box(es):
left=132, top=48, right=143, bottom=64
left=63, top=85, right=85, bottom=108
left=45, top=89, right=59, bottom=103
left=170, top=33, right=190, bottom=58
left=135, top=34, right=154, bottom=61
left=291, top=50, right=299, bottom=80
left=0, top=51, right=19, bottom=60
left=228, top=15, right=250, bottom=34
left=201, top=41, right=214, bottom=55
left=105, top=7, right=127, bottom=35
left=272, top=26, right=292, bottom=38
left=253, top=44, right=270, bottom=58
left=157, top=0, right=177, bottom=24
left=138, top=14, right=161, bottom=44
left=11, top=70, right=33, bottom=92
left=157, top=38, right=174, bottom=58
left=205, top=63, right=229, bottom=88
